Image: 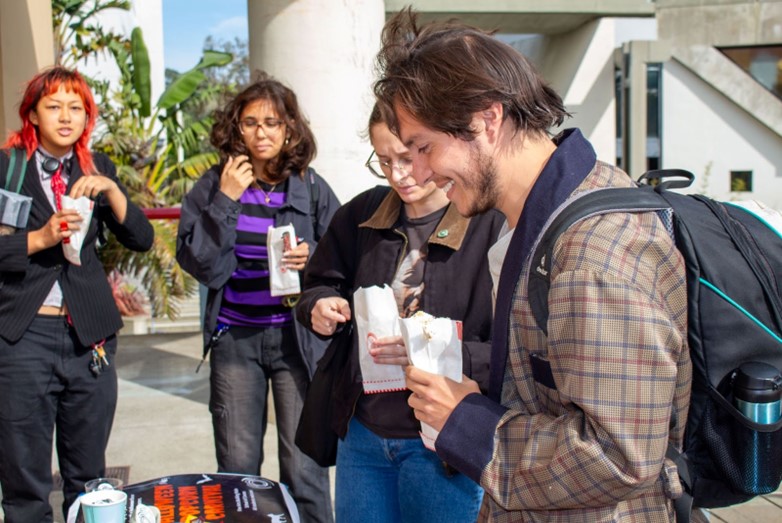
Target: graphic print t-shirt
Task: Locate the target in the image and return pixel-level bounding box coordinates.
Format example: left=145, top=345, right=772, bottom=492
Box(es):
left=391, top=207, right=446, bottom=317
left=355, top=205, right=447, bottom=439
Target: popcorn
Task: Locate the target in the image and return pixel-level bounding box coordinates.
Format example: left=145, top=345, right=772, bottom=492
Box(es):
left=411, top=311, right=435, bottom=341
left=399, top=312, right=463, bottom=450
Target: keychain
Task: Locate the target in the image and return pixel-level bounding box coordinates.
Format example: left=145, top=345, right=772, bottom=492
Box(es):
left=196, top=323, right=229, bottom=373
left=89, top=339, right=108, bottom=377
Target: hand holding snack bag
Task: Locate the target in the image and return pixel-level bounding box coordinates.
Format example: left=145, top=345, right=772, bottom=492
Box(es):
left=399, top=311, right=463, bottom=450
left=354, top=285, right=407, bottom=393
left=60, top=195, right=94, bottom=266
left=267, top=224, right=301, bottom=296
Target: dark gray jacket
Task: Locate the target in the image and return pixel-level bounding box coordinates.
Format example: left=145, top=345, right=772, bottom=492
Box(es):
left=176, top=164, right=340, bottom=377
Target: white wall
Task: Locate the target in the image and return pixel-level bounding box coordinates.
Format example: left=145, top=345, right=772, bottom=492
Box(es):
left=553, top=18, right=618, bottom=164
left=614, top=17, right=657, bottom=46
left=508, top=18, right=657, bottom=165
left=77, top=0, right=165, bottom=106
left=662, top=60, right=782, bottom=209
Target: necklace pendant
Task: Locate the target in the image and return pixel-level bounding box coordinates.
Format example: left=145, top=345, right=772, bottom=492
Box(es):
left=265, top=195, right=271, bottom=204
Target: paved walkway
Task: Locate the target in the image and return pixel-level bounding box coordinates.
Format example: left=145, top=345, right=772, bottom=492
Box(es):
left=0, top=331, right=780, bottom=521
left=0, top=332, right=282, bottom=522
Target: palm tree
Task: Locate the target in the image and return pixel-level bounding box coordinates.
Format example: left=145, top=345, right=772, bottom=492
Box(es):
left=52, top=0, right=131, bottom=67
left=94, top=28, right=231, bottom=319
left=53, top=1, right=233, bottom=319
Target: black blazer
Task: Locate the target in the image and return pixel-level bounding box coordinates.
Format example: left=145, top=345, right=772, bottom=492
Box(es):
left=0, top=149, right=154, bottom=345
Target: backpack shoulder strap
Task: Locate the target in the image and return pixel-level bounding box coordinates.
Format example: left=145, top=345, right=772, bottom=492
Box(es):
left=528, top=186, right=668, bottom=340
left=307, top=168, right=321, bottom=239
left=3, top=148, right=28, bottom=193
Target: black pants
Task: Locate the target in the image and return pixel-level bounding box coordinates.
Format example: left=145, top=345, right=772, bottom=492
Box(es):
left=0, top=315, right=117, bottom=523
left=209, top=325, right=333, bottom=523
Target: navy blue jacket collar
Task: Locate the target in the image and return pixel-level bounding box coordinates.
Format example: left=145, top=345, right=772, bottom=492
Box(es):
left=488, top=128, right=597, bottom=400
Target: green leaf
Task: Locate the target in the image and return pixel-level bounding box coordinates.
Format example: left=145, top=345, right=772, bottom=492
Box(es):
left=180, top=152, right=219, bottom=179
left=194, top=50, right=233, bottom=70
left=131, top=27, right=152, bottom=117
left=157, top=70, right=206, bottom=110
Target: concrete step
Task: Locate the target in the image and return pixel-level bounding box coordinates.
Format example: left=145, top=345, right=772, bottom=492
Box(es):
left=119, top=315, right=202, bottom=336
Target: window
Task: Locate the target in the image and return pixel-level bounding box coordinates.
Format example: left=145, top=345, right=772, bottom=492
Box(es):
left=720, top=45, right=782, bottom=101
left=615, top=66, right=624, bottom=168
left=646, top=63, right=662, bottom=170
left=615, top=56, right=662, bottom=172
left=730, top=170, right=753, bottom=192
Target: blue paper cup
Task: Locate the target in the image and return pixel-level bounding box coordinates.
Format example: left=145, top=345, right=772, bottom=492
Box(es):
left=81, top=489, right=127, bottom=523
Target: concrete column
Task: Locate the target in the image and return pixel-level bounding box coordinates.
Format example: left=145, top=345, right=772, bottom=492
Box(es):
left=626, top=40, right=649, bottom=177
left=0, top=0, right=54, bottom=142
left=247, top=0, right=386, bottom=202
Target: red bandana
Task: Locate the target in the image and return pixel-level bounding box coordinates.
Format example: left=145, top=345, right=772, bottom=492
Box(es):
left=50, top=163, right=65, bottom=211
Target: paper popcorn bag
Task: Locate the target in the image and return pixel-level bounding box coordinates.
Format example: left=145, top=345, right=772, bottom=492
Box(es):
left=399, top=311, right=463, bottom=450
left=60, top=195, right=94, bottom=266
left=353, top=285, right=406, bottom=393
left=267, top=224, right=301, bottom=297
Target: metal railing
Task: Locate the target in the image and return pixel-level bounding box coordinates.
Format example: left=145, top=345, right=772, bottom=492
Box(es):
left=142, top=208, right=180, bottom=220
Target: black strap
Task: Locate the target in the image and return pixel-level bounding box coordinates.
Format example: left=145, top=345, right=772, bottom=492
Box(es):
left=695, top=195, right=782, bottom=328
left=4, top=149, right=28, bottom=193
left=528, top=169, right=695, bottom=337
left=666, top=443, right=694, bottom=523
left=308, top=168, right=320, bottom=240
left=528, top=186, right=669, bottom=337
left=529, top=353, right=557, bottom=389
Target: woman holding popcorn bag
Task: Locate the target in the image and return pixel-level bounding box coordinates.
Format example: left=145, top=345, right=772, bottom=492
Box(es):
left=0, top=66, right=153, bottom=523
left=297, top=105, right=504, bottom=523
left=176, top=71, right=339, bottom=523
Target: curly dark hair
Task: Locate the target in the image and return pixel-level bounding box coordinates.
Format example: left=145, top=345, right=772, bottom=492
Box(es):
left=374, top=8, right=569, bottom=141
left=210, top=71, right=316, bottom=180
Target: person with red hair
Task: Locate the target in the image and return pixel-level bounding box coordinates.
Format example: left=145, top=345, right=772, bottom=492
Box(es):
left=0, top=66, right=153, bottom=522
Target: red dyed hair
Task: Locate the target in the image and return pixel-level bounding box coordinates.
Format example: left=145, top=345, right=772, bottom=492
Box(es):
left=2, top=66, right=97, bottom=175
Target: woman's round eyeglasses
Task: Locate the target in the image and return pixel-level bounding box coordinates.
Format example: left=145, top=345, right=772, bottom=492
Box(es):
left=240, top=118, right=285, bottom=136
left=365, top=151, right=414, bottom=179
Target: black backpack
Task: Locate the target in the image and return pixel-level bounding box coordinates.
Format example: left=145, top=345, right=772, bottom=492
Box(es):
left=526, top=170, right=782, bottom=522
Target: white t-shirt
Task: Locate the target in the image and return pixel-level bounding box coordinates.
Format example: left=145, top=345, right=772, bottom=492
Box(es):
left=488, top=220, right=513, bottom=312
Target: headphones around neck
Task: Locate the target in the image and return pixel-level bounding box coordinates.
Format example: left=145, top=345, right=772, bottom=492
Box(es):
left=41, top=156, right=61, bottom=175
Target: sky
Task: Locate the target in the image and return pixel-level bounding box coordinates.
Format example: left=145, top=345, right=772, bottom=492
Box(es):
left=162, top=0, right=248, bottom=72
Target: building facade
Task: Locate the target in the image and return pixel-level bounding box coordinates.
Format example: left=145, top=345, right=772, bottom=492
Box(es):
left=1, top=0, right=780, bottom=208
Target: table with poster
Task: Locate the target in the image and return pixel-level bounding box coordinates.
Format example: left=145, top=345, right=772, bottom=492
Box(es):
left=71, top=473, right=299, bottom=523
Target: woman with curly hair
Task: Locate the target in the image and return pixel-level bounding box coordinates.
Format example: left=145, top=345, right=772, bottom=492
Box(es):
left=177, top=71, right=339, bottom=522
left=0, top=66, right=153, bottom=522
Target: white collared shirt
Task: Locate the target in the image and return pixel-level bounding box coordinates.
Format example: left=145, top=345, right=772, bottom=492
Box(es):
left=37, top=147, right=74, bottom=309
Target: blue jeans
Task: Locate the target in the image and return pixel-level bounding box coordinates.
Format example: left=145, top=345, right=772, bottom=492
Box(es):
left=336, top=417, right=483, bottom=523
left=209, top=324, right=332, bottom=523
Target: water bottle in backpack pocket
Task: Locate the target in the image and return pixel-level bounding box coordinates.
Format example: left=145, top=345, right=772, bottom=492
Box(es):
left=731, top=363, right=782, bottom=493
left=696, top=362, right=782, bottom=506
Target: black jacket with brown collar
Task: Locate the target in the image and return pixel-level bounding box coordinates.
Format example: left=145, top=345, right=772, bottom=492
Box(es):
left=298, top=185, right=504, bottom=438
left=0, top=149, right=154, bottom=346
